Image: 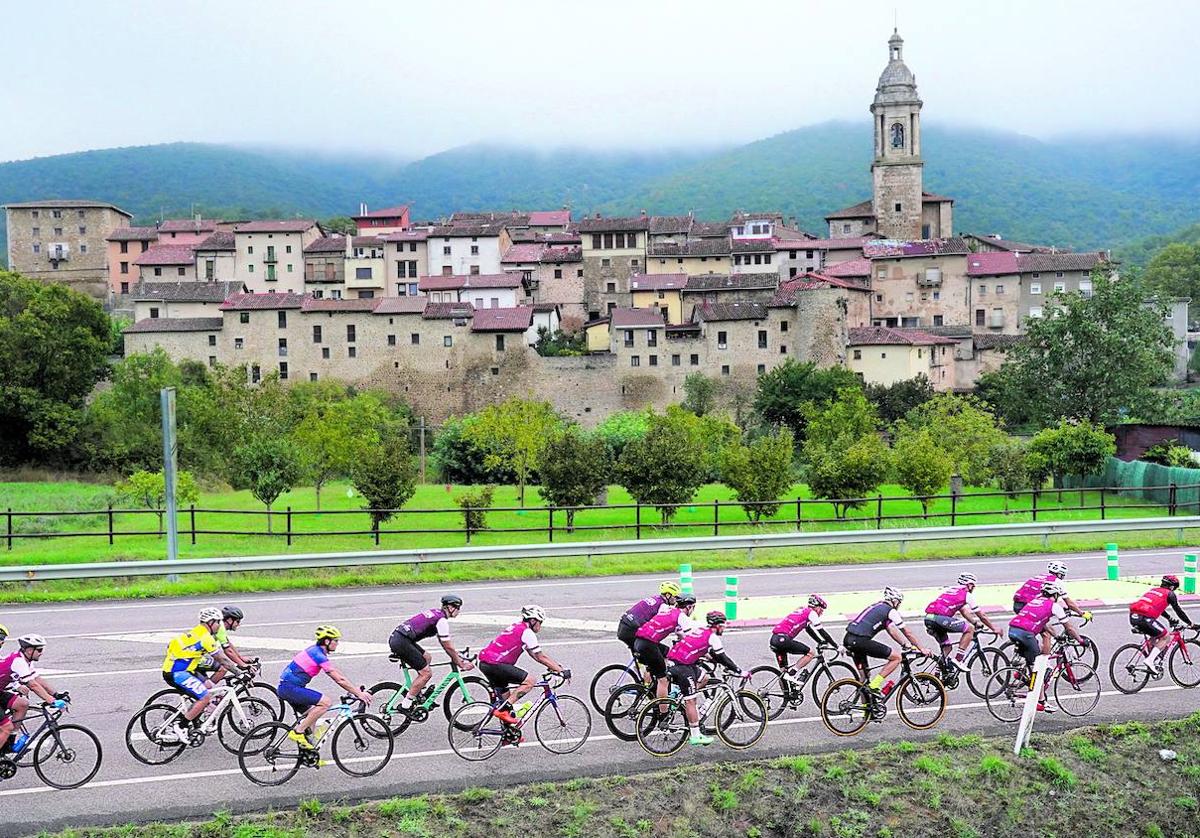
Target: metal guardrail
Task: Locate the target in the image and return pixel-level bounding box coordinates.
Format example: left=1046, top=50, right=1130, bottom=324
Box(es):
left=2, top=516, right=1198, bottom=583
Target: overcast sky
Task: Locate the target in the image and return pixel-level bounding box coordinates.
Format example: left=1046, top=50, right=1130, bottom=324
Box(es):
left=5, top=0, right=1198, bottom=163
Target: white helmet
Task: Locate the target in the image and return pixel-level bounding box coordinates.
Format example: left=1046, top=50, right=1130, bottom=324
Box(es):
left=521, top=604, right=546, bottom=623
left=883, top=587, right=904, bottom=606
left=957, top=572, right=977, bottom=587
left=1041, top=581, right=1065, bottom=598
left=1047, top=561, right=1068, bottom=579
left=17, top=634, right=45, bottom=649
left=198, top=607, right=222, bottom=623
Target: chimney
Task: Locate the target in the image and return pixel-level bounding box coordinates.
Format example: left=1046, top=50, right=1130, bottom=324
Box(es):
left=360, top=202, right=367, bottom=217
left=640, top=209, right=647, bottom=217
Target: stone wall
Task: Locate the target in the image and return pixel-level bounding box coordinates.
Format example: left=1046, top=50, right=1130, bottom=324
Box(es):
left=870, top=253, right=969, bottom=328
left=871, top=161, right=924, bottom=240
left=5, top=206, right=128, bottom=300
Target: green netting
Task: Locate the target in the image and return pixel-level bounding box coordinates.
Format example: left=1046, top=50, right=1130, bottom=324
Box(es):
left=1064, top=456, right=1200, bottom=513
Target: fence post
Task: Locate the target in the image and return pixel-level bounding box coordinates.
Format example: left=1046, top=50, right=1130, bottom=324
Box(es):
left=951, top=492, right=957, bottom=527
left=635, top=503, right=641, bottom=540
left=548, top=506, right=554, bottom=543
left=1184, top=554, right=1197, bottom=595
left=725, top=575, right=739, bottom=620
left=107, top=502, right=114, bottom=546
left=1031, top=490, right=1039, bottom=522
left=876, top=495, right=883, bottom=530
left=465, top=507, right=472, bottom=544
left=1106, top=543, right=1120, bottom=581
left=6, top=508, right=11, bottom=551
left=1170, top=482, right=1178, bottom=517
left=418, top=416, right=427, bottom=484
left=680, top=563, right=693, bottom=596
left=714, top=500, right=720, bottom=536
left=796, top=497, right=802, bottom=531
left=1100, top=487, right=1106, bottom=521
left=286, top=506, right=292, bottom=547
left=189, top=504, right=196, bottom=546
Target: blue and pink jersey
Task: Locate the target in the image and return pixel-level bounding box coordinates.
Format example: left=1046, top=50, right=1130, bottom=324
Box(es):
left=279, top=644, right=333, bottom=688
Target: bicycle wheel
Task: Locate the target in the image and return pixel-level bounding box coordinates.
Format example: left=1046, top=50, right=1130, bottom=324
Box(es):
left=603, top=683, right=647, bottom=742
left=246, top=681, right=284, bottom=720
left=983, top=668, right=1028, bottom=724
left=125, top=703, right=186, bottom=765
left=1169, top=639, right=1200, bottom=689
left=746, top=665, right=789, bottom=720
left=143, top=687, right=179, bottom=707
left=217, top=697, right=276, bottom=754
left=1108, top=643, right=1150, bottom=694
left=635, top=698, right=688, bottom=757
left=819, top=679, right=871, bottom=737
left=332, top=713, right=394, bottom=777
left=589, top=663, right=639, bottom=714
left=966, top=647, right=1009, bottom=698
left=811, top=660, right=858, bottom=705
left=366, top=681, right=413, bottom=736
left=713, top=690, right=767, bottom=750
left=238, top=721, right=302, bottom=786
left=447, top=701, right=504, bottom=762
left=443, top=675, right=495, bottom=725
left=31, top=724, right=102, bottom=790
left=1065, top=634, right=1100, bottom=670
left=534, top=694, right=591, bottom=755
left=896, top=673, right=947, bottom=731
left=1053, top=663, right=1100, bottom=717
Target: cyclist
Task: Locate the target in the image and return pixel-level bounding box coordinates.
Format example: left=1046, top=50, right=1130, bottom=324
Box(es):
left=770, top=594, right=836, bottom=688
left=1013, top=561, right=1089, bottom=649
left=207, top=606, right=257, bottom=685
left=924, top=573, right=999, bottom=672
left=665, top=611, right=748, bottom=747
left=1007, top=580, right=1071, bottom=712
left=634, top=594, right=698, bottom=703
left=1130, top=575, right=1194, bottom=674
left=478, top=605, right=567, bottom=726
left=279, top=625, right=374, bottom=749
left=160, top=607, right=241, bottom=742
left=389, top=594, right=474, bottom=714
left=616, top=581, right=682, bottom=654
left=0, top=634, right=70, bottom=755
left=843, top=587, right=931, bottom=695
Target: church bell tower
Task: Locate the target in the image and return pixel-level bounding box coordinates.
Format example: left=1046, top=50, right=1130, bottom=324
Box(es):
left=871, top=30, right=924, bottom=240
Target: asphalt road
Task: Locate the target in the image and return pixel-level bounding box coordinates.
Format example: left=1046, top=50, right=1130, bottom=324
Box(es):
left=0, top=545, right=1196, bottom=837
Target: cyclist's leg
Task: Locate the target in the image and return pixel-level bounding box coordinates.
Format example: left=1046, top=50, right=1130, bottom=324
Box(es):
left=169, top=670, right=213, bottom=723
left=616, top=620, right=646, bottom=683
left=0, top=693, right=16, bottom=751
left=923, top=616, right=950, bottom=655
left=389, top=632, right=432, bottom=706
left=864, top=639, right=898, bottom=689
left=667, top=664, right=700, bottom=724
left=279, top=683, right=327, bottom=741
left=1138, top=616, right=1170, bottom=666
left=634, top=638, right=668, bottom=699
left=769, top=634, right=790, bottom=670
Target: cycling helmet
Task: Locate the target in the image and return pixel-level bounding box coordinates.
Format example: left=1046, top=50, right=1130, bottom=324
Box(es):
left=706, top=610, right=727, bottom=626
left=660, top=581, right=682, bottom=597
left=1162, top=575, right=1181, bottom=590
left=17, top=634, right=45, bottom=649
left=1041, top=581, right=1064, bottom=598
left=883, top=587, right=904, bottom=606
left=676, top=594, right=697, bottom=609
left=521, top=604, right=547, bottom=623
left=314, top=624, right=342, bottom=641
left=957, top=573, right=977, bottom=587
left=198, top=607, right=222, bottom=624
left=1047, top=561, right=1068, bottom=579
left=0, top=624, right=8, bottom=642
left=808, top=594, right=828, bottom=609
left=222, top=606, right=244, bottom=621
left=441, top=594, right=464, bottom=609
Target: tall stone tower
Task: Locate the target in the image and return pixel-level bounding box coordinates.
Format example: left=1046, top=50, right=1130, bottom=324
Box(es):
left=871, top=30, right=924, bottom=240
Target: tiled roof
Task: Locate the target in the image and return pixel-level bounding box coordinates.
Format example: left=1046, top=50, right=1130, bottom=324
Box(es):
left=304, top=235, right=348, bottom=254
left=1017, top=252, right=1109, bottom=273
left=508, top=230, right=581, bottom=246
left=418, top=273, right=522, bottom=291
left=501, top=243, right=546, bottom=263
left=730, top=238, right=774, bottom=253
left=528, top=210, right=571, bottom=226
left=195, top=231, right=235, bottom=251
left=541, top=246, right=581, bottom=264
left=684, top=273, right=777, bottom=291
left=472, top=306, right=535, bottom=332
left=159, top=219, right=218, bottom=233
left=691, top=221, right=731, bottom=238
left=972, top=333, right=1024, bottom=350
left=824, top=199, right=875, bottom=220
left=373, top=296, right=429, bottom=314
left=422, top=302, right=475, bottom=320
left=610, top=307, right=667, bottom=328
left=134, top=280, right=241, bottom=302
left=429, top=223, right=507, bottom=238
left=648, top=215, right=694, bottom=235
left=630, top=273, right=688, bottom=291
left=864, top=237, right=970, bottom=259
left=575, top=215, right=651, bottom=233
left=125, top=316, right=223, bottom=333
left=921, top=191, right=955, bottom=203
left=648, top=239, right=731, bottom=257
left=300, top=297, right=378, bottom=312
left=967, top=251, right=1020, bottom=276
left=775, top=236, right=878, bottom=251
left=234, top=219, right=319, bottom=233
left=729, top=211, right=785, bottom=224
left=964, top=234, right=1056, bottom=253
left=848, top=326, right=957, bottom=346
left=351, top=235, right=386, bottom=247
left=771, top=273, right=870, bottom=305
left=219, top=292, right=305, bottom=311
left=695, top=302, right=769, bottom=322
left=823, top=258, right=871, bottom=278
left=448, top=211, right=530, bottom=225
left=107, top=226, right=159, bottom=242
left=353, top=205, right=409, bottom=219
left=134, top=244, right=195, bottom=266
left=5, top=199, right=131, bottom=216
left=382, top=229, right=431, bottom=242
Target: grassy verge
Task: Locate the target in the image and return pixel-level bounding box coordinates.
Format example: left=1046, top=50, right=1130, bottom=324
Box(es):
left=43, top=714, right=1200, bottom=837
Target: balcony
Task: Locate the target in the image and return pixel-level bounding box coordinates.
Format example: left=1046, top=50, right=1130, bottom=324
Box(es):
left=916, top=270, right=942, bottom=287
left=264, top=252, right=278, bottom=264
left=989, top=312, right=1006, bottom=329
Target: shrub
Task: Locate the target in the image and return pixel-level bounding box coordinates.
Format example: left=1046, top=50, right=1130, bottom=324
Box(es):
left=456, top=485, right=496, bottom=535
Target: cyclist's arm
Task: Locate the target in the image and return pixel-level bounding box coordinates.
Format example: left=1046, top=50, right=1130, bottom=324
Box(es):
left=805, top=625, right=837, bottom=647
left=891, top=624, right=929, bottom=656
left=707, top=635, right=740, bottom=672
left=24, top=675, right=57, bottom=703
left=326, top=667, right=372, bottom=703
left=530, top=649, right=564, bottom=674
left=209, top=647, right=239, bottom=672
left=439, top=637, right=473, bottom=669
left=1166, top=591, right=1192, bottom=625
left=223, top=643, right=251, bottom=667
left=1062, top=595, right=1084, bottom=617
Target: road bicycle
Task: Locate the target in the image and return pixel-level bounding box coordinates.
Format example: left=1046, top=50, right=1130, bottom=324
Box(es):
left=984, top=621, right=1102, bottom=722
left=602, top=659, right=725, bottom=742
left=819, top=650, right=947, bottom=736
left=746, top=643, right=858, bottom=720
left=144, top=661, right=282, bottom=719
left=589, top=654, right=647, bottom=714
left=0, top=700, right=102, bottom=790
left=125, top=672, right=277, bottom=765
left=447, top=671, right=591, bottom=761
left=922, top=629, right=1010, bottom=698
left=634, top=669, right=768, bottom=757
left=367, top=647, right=493, bottom=735
left=998, top=615, right=1099, bottom=672
left=1109, top=623, right=1200, bottom=694
left=237, top=694, right=394, bottom=786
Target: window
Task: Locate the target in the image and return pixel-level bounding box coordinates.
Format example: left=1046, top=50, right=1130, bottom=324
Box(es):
left=933, top=315, right=943, bottom=326
left=978, top=285, right=987, bottom=297
left=278, top=337, right=288, bottom=356
left=780, top=320, right=788, bottom=332
left=153, top=267, right=162, bottom=277
left=876, top=266, right=888, bottom=279
left=177, top=266, right=184, bottom=276
left=689, top=354, right=699, bottom=366
left=79, top=226, right=87, bottom=235
left=348, top=346, right=357, bottom=358
left=471, top=266, right=481, bottom=276
left=1031, top=272, right=1040, bottom=278
left=388, top=334, right=396, bottom=346
left=932, top=291, right=940, bottom=301
left=322, top=347, right=330, bottom=359
left=853, top=349, right=862, bottom=360
left=764, top=254, right=772, bottom=265
left=251, top=364, right=261, bottom=383
left=601, top=258, right=611, bottom=268
left=120, top=261, right=129, bottom=274
left=278, top=311, right=287, bottom=328
left=1079, top=279, right=1093, bottom=298
left=976, top=309, right=986, bottom=327
left=630, top=355, right=640, bottom=367
left=474, top=297, right=484, bottom=308
left=443, top=335, right=453, bottom=347
left=905, top=291, right=914, bottom=302
left=842, top=224, right=851, bottom=233
left=880, top=352, right=887, bottom=359
left=53, top=227, right=62, bottom=236
left=31, top=211, right=37, bottom=218
left=875, top=293, right=883, bottom=302
left=721, top=365, right=730, bottom=376
left=235, top=337, right=244, bottom=349
left=286, top=245, right=292, bottom=254
left=119, top=240, right=127, bottom=253
left=671, top=354, right=681, bottom=366
left=489, top=297, right=498, bottom=308
left=408, top=282, right=418, bottom=295
left=411, top=333, right=420, bottom=345
left=717, top=330, right=727, bottom=349
left=995, top=284, right=1005, bottom=295
left=208, top=356, right=217, bottom=368
left=757, top=364, right=766, bottom=374
left=443, top=246, right=451, bottom=256
left=309, top=372, right=318, bottom=382
left=495, top=334, right=505, bottom=351
left=607, top=282, right=617, bottom=293
left=623, top=329, right=634, bottom=348
left=149, top=307, right=160, bottom=319
left=240, top=312, right=250, bottom=324
left=647, top=329, right=657, bottom=347
left=470, top=245, right=479, bottom=255
left=649, top=354, right=659, bottom=367
left=757, top=329, right=767, bottom=349
left=1055, top=271, right=1064, bottom=278
left=1029, top=306, right=1043, bottom=319
left=1054, top=281, right=1066, bottom=293
left=120, top=282, right=129, bottom=294
left=205, top=260, right=215, bottom=280
left=51, top=210, right=61, bottom=219
left=553, top=268, right=563, bottom=279
left=894, top=203, right=902, bottom=212
left=314, top=325, right=324, bottom=343
left=355, top=267, right=372, bottom=279
left=347, top=324, right=356, bottom=342
left=248, top=246, right=254, bottom=255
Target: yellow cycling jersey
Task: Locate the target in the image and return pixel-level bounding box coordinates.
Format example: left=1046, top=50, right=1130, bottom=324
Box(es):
left=161, top=623, right=219, bottom=673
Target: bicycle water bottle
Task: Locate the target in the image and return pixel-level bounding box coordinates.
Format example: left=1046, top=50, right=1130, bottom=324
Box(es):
left=668, top=685, right=680, bottom=699
left=11, top=733, right=29, bottom=754
left=881, top=680, right=895, bottom=697
left=515, top=701, right=533, bottom=719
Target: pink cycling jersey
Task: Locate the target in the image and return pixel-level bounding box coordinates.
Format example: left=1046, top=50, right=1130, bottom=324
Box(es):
left=1014, top=573, right=1055, bottom=604
left=1010, top=595, right=1056, bottom=633
left=926, top=586, right=969, bottom=617
left=480, top=621, right=528, bottom=665
left=772, top=607, right=815, bottom=638
left=668, top=629, right=715, bottom=665
left=0, top=651, right=20, bottom=692
left=636, top=608, right=682, bottom=643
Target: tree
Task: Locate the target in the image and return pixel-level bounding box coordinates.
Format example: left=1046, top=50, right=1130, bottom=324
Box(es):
left=802, top=388, right=891, bottom=518
left=902, top=394, right=1007, bottom=487
left=681, top=373, right=720, bottom=417
left=593, top=410, right=650, bottom=460
left=0, top=271, right=111, bottom=465
left=537, top=428, right=613, bottom=530
left=456, top=485, right=496, bottom=536
left=463, top=399, right=563, bottom=506
left=663, top=405, right=739, bottom=481
left=616, top=409, right=707, bottom=524
left=351, top=432, right=417, bottom=535
left=719, top=427, right=795, bottom=523
left=1143, top=242, right=1200, bottom=306
left=534, top=327, right=586, bottom=357
left=115, top=469, right=200, bottom=533
left=85, top=349, right=183, bottom=472
left=321, top=216, right=357, bottom=235
left=988, top=440, right=1033, bottom=510
left=292, top=392, right=393, bottom=510
left=231, top=436, right=302, bottom=532
left=991, top=271, right=1175, bottom=426
left=1141, top=439, right=1196, bottom=468
left=753, top=360, right=861, bottom=441
left=1028, top=420, right=1116, bottom=492
left=891, top=428, right=953, bottom=515
left=864, top=375, right=935, bottom=425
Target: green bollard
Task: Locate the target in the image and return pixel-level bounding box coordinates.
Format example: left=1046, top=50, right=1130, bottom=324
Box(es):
left=680, top=564, right=693, bottom=596
left=725, top=575, right=738, bottom=620
left=1184, top=554, right=1197, bottom=595
left=1106, top=543, right=1119, bottom=581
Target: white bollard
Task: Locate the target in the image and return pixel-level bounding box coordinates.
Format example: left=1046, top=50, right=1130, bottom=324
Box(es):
left=1014, top=655, right=1050, bottom=755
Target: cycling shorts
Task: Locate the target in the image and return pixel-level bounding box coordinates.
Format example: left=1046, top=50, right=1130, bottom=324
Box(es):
left=667, top=663, right=702, bottom=698
left=388, top=632, right=429, bottom=671
left=1008, top=626, right=1041, bottom=668
left=478, top=661, right=527, bottom=695
left=923, top=614, right=968, bottom=646
left=843, top=634, right=891, bottom=670
left=278, top=682, right=323, bottom=712
left=616, top=617, right=640, bottom=651
left=0, top=690, right=19, bottom=718
left=633, top=637, right=669, bottom=679
left=1130, top=613, right=1167, bottom=639
left=770, top=633, right=810, bottom=666
left=162, top=670, right=209, bottom=700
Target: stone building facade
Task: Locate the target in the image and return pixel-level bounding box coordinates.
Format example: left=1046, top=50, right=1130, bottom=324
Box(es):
left=4, top=200, right=132, bottom=299
left=578, top=216, right=649, bottom=319
left=864, top=238, right=970, bottom=329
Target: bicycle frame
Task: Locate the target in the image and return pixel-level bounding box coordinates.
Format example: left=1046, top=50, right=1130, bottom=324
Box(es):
left=474, top=675, right=567, bottom=736
left=1134, top=626, right=1196, bottom=660
left=10, top=704, right=66, bottom=768
left=384, top=651, right=478, bottom=714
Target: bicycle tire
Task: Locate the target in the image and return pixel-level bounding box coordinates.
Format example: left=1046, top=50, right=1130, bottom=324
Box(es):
left=983, top=667, right=1028, bottom=724
left=1169, top=639, right=1200, bottom=689
left=589, top=663, right=639, bottom=714
left=603, top=683, right=648, bottom=742
left=746, top=665, right=789, bottom=720
left=238, top=721, right=302, bottom=786
left=32, top=723, right=102, bottom=790
left=1108, top=643, right=1151, bottom=695
left=366, top=681, right=414, bottom=736
left=443, top=675, right=495, bottom=726
left=216, top=697, right=276, bottom=754
left=811, top=660, right=857, bottom=705
left=1053, top=663, right=1100, bottom=717
left=534, top=694, right=591, bottom=755
left=819, top=678, right=871, bottom=737
left=125, top=703, right=187, bottom=765
left=447, top=701, right=504, bottom=762
left=714, top=690, right=767, bottom=750
left=635, top=697, right=688, bottom=757
left=1066, top=634, right=1100, bottom=670
left=896, top=672, right=947, bottom=730
left=247, top=681, right=284, bottom=720
left=332, top=712, right=394, bottom=777
left=966, top=647, right=1009, bottom=698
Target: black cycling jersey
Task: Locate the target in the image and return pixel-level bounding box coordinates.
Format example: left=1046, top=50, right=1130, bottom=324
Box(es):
left=846, top=601, right=898, bottom=638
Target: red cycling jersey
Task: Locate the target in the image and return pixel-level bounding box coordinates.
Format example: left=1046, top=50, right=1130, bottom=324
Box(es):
left=1130, top=586, right=1172, bottom=619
